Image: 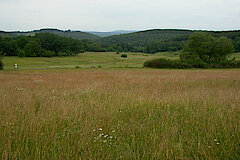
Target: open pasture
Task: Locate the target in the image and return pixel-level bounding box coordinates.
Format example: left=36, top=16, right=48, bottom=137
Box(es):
left=0, top=69, right=240, bottom=159
left=1, top=51, right=181, bottom=70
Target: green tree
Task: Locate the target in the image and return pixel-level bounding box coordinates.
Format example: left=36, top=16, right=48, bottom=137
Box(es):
left=211, top=37, right=234, bottom=61
left=181, top=32, right=234, bottom=62
left=0, top=37, right=18, bottom=56
left=24, top=40, right=43, bottom=57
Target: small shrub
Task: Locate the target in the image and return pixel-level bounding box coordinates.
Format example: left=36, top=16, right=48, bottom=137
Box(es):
left=42, top=50, right=56, bottom=57
left=209, top=60, right=240, bottom=68
left=57, top=51, right=68, bottom=57
left=17, top=49, right=26, bottom=57
left=121, top=54, right=127, bottom=58
left=0, top=59, right=3, bottom=70
left=144, top=58, right=240, bottom=69
left=143, top=58, right=190, bottom=69
left=0, top=51, right=3, bottom=70
left=116, top=52, right=120, bottom=54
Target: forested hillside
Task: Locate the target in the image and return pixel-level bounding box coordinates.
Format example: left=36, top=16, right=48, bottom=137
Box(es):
left=0, top=33, right=107, bottom=57
left=0, top=29, right=101, bottom=41
left=0, top=29, right=240, bottom=54
left=97, top=29, right=240, bottom=53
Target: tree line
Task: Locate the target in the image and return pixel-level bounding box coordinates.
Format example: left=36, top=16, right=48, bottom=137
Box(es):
left=0, top=30, right=239, bottom=58
left=0, top=33, right=111, bottom=57
left=97, top=29, right=240, bottom=53
left=144, top=32, right=239, bottom=68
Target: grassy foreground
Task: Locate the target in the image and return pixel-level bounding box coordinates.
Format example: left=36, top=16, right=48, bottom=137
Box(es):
left=0, top=69, right=240, bottom=159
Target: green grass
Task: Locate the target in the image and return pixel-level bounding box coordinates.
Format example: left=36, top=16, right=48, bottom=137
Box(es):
left=1, top=52, right=180, bottom=70
left=0, top=69, right=240, bottom=159
left=1, top=52, right=240, bottom=159
left=228, top=52, right=240, bottom=60
left=2, top=51, right=239, bottom=71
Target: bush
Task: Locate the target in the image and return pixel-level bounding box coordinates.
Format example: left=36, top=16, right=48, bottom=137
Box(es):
left=57, top=51, right=68, bottom=57
left=17, top=49, right=26, bottom=57
left=182, top=59, right=208, bottom=68
left=121, top=54, right=127, bottom=58
left=0, top=51, right=3, bottom=70
left=144, top=58, right=240, bottom=69
left=209, top=60, right=240, bottom=68
left=41, top=50, right=56, bottom=57
left=0, top=59, right=3, bottom=70
left=143, top=58, right=191, bottom=69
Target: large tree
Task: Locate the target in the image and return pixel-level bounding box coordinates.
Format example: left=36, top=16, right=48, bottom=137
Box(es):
left=181, top=32, right=234, bottom=62
left=23, top=39, right=44, bottom=57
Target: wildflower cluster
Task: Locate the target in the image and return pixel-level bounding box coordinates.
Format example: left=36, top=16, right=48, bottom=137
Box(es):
left=214, top=138, right=220, bottom=145
left=93, top=128, right=116, bottom=146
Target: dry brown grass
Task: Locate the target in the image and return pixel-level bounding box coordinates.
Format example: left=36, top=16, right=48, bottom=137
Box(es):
left=1, top=69, right=240, bottom=159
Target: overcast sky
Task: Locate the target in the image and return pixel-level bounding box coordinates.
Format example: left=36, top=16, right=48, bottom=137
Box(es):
left=0, top=0, right=239, bottom=31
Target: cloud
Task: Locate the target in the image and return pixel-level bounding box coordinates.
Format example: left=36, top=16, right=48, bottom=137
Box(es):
left=0, top=0, right=239, bottom=31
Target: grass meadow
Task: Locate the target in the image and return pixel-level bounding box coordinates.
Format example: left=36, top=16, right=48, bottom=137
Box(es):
left=1, top=52, right=240, bottom=159
left=1, top=51, right=184, bottom=70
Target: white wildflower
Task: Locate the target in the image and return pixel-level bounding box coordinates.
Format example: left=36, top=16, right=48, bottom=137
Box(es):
left=99, top=128, right=103, bottom=131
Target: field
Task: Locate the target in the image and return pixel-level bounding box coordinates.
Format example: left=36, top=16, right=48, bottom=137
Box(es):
left=1, top=52, right=240, bottom=159
left=1, top=51, right=184, bottom=70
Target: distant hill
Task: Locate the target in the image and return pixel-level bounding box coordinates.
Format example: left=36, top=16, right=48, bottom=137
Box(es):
left=0, top=29, right=101, bottom=41
left=86, top=30, right=138, bottom=37
left=1, top=28, right=239, bottom=52
left=96, top=29, right=194, bottom=46
left=96, top=29, right=240, bottom=47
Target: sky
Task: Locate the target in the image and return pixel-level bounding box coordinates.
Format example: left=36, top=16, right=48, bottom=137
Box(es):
left=0, top=0, right=239, bottom=32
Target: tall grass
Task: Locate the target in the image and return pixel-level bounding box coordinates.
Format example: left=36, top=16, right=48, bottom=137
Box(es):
left=0, top=69, right=240, bottom=159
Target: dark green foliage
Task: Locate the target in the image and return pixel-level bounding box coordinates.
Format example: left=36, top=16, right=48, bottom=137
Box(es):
left=144, top=33, right=238, bottom=69
left=182, top=32, right=234, bottom=62
left=0, top=51, right=3, bottom=70
left=57, top=51, right=68, bottom=57
left=0, top=60, right=2, bottom=70
left=23, top=40, right=43, bottom=57
left=0, top=33, right=107, bottom=57
left=121, top=54, right=127, bottom=58
left=0, top=36, right=18, bottom=56
left=17, top=49, right=26, bottom=57
left=41, top=50, right=56, bottom=57
left=0, top=29, right=101, bottom=41
left=0, top=29, right=240, bottom=55
left=98, top=29, right=193, bottom=47
left=144, top=58, right=240, bottom=69
left=1, top=29, right=240, bottom=56
left=143, top=58, right=191, bottom=69
left=97, top=29, right=240, bottom=53
left=97, top=29, right=191, bottom=53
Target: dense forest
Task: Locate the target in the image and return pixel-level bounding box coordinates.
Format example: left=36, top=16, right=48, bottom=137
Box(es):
left=97, top=29, right=240, bottom=53
left=0, top=29, right=240, bottom=57
left=0, top=33, right=109, bottom=57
